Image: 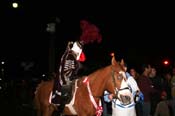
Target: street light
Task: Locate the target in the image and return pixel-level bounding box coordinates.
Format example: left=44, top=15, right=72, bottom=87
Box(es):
left=12, top=2, right=18, bottom=8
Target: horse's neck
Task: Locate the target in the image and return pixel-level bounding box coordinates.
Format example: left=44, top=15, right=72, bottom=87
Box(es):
left=81, top=66, right=110, bottom=98
left=88, top=73, right=106, bottom=97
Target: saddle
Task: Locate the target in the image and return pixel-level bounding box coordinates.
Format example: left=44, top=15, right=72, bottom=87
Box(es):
left=60, top=81, right=75, bottom=104
left=51, top=80, right=76, bottom=113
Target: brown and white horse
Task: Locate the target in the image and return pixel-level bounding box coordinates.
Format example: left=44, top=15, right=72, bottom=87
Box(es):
left=34, top=55, right=131, bottom=116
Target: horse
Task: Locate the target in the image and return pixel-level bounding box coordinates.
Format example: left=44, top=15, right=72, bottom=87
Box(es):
left=102, top=59, right=141, bottom=116
left=34, top=55, right=132, bottom=116
left=110, top=74, right=140, bottom=116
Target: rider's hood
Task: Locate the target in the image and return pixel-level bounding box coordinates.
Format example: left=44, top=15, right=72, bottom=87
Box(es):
left=71, top=41, right=83, bottom=60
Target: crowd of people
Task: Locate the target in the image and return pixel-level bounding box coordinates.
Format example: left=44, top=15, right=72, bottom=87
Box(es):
left=102, top=63, right=175, bottom=116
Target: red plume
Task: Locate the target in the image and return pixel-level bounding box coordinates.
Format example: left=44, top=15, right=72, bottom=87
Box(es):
left=80, top=20, right=102, bottom=44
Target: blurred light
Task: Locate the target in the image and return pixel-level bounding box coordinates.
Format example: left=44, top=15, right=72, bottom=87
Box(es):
left=42, top=74, right=46, bottom=77
left=46, top=23, right=56, bottom=33
left=12, top=2, right=18, bottom=8
left=163, top=60, right=169, bottom=66
left=1, top=61, right=5, bottom=65
left=110, top=52, right=115, bottom=57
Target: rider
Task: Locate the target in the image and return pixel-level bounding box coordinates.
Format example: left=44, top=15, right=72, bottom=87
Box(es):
left=103, top=61, right=144, bottom=116
left=52, top=40, right=86, bottom=109
left=59, top=40, right=86, bottom=85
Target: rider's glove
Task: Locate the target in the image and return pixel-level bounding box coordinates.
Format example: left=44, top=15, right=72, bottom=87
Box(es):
left=104, top=94, right=111, bottom=103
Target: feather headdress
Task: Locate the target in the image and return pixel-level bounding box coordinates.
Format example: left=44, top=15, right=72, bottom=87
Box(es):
left=80, top=20, right=102, bottom=44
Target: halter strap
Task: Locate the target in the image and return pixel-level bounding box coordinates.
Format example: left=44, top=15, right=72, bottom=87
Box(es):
left=83, top=77, right=103, bottom=116
left=111, top=68, right=119, bottom=98
left=111, top=69, right=117, bottom=88
left=111, top=68, right=131, bottom=101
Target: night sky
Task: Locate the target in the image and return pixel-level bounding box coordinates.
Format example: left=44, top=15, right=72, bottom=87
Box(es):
left=0, top=1, right=174, bottom=77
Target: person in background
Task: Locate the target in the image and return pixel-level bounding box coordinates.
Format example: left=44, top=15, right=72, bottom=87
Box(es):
left=162, top=72, right=172, bottom=100
left=154, top=91, right=170, bottom=116
left=149, top=66, right=163, bottom=115
left=130, top=68, right=140, bottom=82
left=170, top=67, right=175, bottom=116
left=171, top=85, right=175, bottom=116
left=171, top=67, right=175, bottom=87
left=137, top=64, right=158, bottom=116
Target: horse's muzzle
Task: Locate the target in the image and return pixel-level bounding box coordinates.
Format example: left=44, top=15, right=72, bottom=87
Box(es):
left=119, top=95, right=131, bottom=105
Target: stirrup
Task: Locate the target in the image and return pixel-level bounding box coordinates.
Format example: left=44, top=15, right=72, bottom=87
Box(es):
left=52, top=90, right=61, bottom=99
left=54, top=103, right=60, bottom=106
left=56, top=90, right=62, bottom=96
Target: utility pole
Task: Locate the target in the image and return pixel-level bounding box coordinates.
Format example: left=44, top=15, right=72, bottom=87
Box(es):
left=46, top=17, right=60, bottom=75
left=46, top=19, right=55, bottom=75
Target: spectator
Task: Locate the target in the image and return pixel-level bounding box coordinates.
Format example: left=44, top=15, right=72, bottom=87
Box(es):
left=137, top=64, right=157, bottom=116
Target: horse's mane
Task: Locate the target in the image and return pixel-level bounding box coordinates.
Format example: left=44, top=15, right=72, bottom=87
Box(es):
left=89, top=65, right=109, bottom=78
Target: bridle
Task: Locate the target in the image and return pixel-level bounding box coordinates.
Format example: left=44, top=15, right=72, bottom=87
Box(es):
left=111, top=67, right=132, bottom=105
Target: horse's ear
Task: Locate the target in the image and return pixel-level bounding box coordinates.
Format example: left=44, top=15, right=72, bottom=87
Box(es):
left=120, top=59, right=125, bottom=66
left=120, top=59, right=126, bottom=71
left=111, top=53, right=118, bottom=66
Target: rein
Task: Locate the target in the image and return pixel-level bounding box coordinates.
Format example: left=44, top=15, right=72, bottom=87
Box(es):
left=111, top=68, right=117, bottom=88
left=111, top=67, right=119, bottom=99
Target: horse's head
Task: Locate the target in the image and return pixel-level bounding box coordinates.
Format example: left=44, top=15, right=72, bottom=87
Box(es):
left=105, top=54, right=132, bottom=105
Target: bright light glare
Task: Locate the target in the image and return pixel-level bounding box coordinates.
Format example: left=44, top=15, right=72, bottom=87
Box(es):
left=1, top=61, right=4, bottom=65
left=163, top=60, right=169, bottom=65
left=12, top=2, right=18, bottom=8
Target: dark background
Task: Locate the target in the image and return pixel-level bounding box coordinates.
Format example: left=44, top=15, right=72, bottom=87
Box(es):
left=0, top=1, right=174, bottom=116
left=0, top=1, right=174, bottom=76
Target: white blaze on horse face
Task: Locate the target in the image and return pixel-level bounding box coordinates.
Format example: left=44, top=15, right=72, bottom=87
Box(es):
left=119, top=71, right=127, bottom=88
left=118, top=71, right=132, bottom=97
